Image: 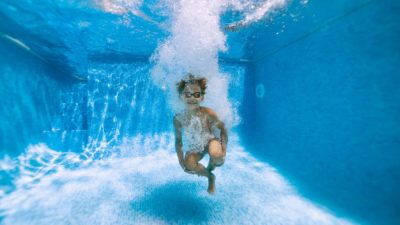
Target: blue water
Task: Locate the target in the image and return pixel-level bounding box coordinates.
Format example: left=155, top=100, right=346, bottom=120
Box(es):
left=1, top=0, right=399, bottom=224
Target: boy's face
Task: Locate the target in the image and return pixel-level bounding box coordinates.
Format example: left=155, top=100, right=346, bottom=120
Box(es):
left=180, top=84, right=204, bottom=106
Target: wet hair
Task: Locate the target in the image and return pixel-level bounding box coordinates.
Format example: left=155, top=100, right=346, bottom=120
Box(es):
left=176, top=73, right=207, bottom=95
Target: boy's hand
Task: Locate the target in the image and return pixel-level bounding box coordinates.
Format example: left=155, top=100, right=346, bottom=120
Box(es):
left=221, top=140, right=227, bottom=154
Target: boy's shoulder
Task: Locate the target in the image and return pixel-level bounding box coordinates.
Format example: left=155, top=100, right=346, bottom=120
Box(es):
left=173, top=113, right=182, bottom=121
left=173, top=113, right=183, bottom=127
left=173, top=112, right=183, bottom=119
left=200, top=106, right=218, bottom=117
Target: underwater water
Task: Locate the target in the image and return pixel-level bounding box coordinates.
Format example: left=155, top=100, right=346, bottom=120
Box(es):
left=1, top=0, right=399, bottom=224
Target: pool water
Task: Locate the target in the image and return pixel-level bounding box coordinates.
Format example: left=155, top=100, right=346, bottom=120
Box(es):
left=1, top=0, right=399, bottom=224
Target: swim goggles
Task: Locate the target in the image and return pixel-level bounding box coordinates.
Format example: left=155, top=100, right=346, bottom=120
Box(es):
left=183, top=92, right=203, bottom=98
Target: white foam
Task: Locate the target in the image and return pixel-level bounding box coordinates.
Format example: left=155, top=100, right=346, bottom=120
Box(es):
left=93, top=0, right=292, bottom=127
left=150, top=0, right=233, bottom=127
left=229, top=0, right=287, bottom=26
left=96, top=0, right=143, bottom=15
left=149, top=0, right=289, bottom=128
left=0, top=155, right=15, bottom=171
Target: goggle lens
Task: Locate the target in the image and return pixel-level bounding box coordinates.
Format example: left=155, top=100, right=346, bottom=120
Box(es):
left=184, top=92, right=202, bottom=98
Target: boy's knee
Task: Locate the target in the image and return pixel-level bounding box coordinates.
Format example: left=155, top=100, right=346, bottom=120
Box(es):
left=208, top=139, right=224, bottom=158
left=184, top=157, right=197, bottom=171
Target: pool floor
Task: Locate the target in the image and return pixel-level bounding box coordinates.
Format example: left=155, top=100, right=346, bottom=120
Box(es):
left=0, top=134, right=354, bottom=225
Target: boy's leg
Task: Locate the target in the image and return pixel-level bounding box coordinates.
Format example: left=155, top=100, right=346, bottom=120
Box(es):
left=184, top=151, right=216, bottom=193
left=207, top=139, right=226, bottom=171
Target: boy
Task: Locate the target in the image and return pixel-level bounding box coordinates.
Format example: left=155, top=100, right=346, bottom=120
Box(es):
left=173, top=73, right=228, bottom=194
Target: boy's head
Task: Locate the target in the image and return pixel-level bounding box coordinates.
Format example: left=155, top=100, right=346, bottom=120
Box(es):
left=177, top=73, right=207, bottom=105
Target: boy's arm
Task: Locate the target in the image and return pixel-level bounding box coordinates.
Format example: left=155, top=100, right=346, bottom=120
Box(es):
left=216, top=119, right=228, bottom=153
left=173, top=116, right=185, bottom=169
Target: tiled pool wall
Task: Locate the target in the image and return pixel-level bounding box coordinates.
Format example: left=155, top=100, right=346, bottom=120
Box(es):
left=247, top=1, right=400, bottom=224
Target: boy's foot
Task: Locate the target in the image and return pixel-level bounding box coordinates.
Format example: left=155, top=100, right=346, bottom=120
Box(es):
left=207, top=173, right=216, bottom=194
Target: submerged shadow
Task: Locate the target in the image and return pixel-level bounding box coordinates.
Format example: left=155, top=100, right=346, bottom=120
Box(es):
left=130, top=182, right=211, bottom=223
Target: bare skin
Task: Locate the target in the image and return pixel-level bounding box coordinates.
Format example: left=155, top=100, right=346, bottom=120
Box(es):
left=173, top=83, right=228, bottom=194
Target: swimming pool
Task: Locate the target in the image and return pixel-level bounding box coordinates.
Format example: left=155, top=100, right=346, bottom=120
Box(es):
left=1, top=0, right=399, bottom=224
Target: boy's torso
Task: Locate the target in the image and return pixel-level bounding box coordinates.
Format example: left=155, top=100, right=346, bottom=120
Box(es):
left=177, top=107, right=212, bottom=132
left=176, top=107, right=217, bottom=152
